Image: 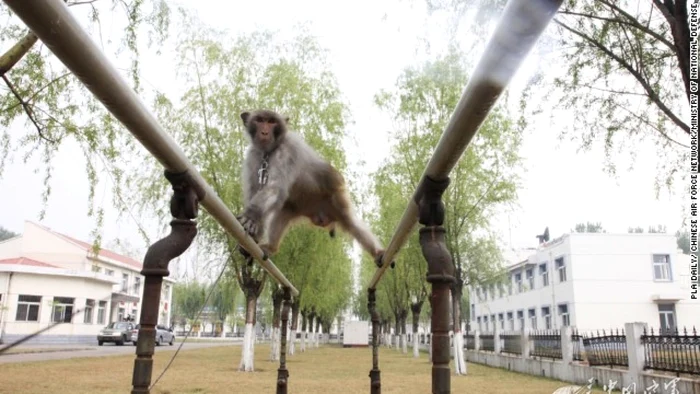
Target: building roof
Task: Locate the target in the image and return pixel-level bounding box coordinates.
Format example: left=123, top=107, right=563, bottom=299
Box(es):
left=30, top=221, right=143, bottom=270
left=0, top=257, right=60, bottom=268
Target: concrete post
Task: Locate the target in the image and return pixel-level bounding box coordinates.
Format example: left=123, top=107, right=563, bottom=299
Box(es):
left=624, top=322, right=647, bottom=388
left=520, top=328, right=530, bottom=359
left=494, top=326, right=502, bottom=353
left=475, top=331, right=480, bottom=352
left=561, top=326, right=573, bottom=364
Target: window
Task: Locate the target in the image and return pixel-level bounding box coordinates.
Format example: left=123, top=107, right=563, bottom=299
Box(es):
left=106, top=269, right=114, bottom=276
left=118, top=307, right=125, bottom=321
left=97, top=301, right=106, bottom=324
left=477, top=317, right=482, bottom=331
left=658, top=304, right=676, bottom=332
left=121, top=273, right=129, bottom=292
left=91, top=265, right=101, bottom=273
left=15, top=295, right=41, bottom=321
left=51, top=297, right=75, bottom=323
left=516, top=310, right=524, bottom=330
left=470, top=304, right=475, bottom=321
left=507, top=312, right=514, bottom=330
left=539, top=263, right=549, bottom=287
left=555, top=257, right=567, bottom=282
left=652, top=254, right=672, bottom=281
left=131, top=309, right=138, bottom=322
left=134, top=277, right=141, bottom=295
left=541, top=306, right=552, bottom=329
left=484, top=316, right=489, bottom=331
left=84, top=299, right=94, bottom=324
left=528, top=308, right=537, bottom=329
left=498, top=313, right=504, bottom=330
left=515, top=272, right=523, bottom=292
left=558, top=304, right=570, bottom=327
left=490, top=315, right=496, bottom=332
left=526, top=268, right=534, bottom=290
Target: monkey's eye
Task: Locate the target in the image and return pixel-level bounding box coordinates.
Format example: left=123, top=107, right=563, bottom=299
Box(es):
left=254, top=116, right=263, bottom=122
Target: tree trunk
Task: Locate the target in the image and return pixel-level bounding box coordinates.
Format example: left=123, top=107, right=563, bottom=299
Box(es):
left=300, top=310, right=308, bottom=352
left=288, top=301, right=300, bottom=355
left=400, top=309, right=408, bottom=354
left=393, top=314, right=400, bottom=350
left=451, top=284, right=467, bottom=375
left=269, top=288, right=283, bottom=361
left=411, top=301, right=423, bottom=358
left=237, top=271, right=265, bottom=372
left=315, top=319, right=321, bottom=347
left=239, top=294, right=258, bottom=372
left=0, top=32, right=38, bottom=76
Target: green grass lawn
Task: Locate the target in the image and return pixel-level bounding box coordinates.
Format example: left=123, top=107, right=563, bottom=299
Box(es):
left=0, top=343, right=606, bottom=393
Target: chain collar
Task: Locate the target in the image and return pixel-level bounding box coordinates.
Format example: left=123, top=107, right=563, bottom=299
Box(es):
left=258, top=152, right=269, bottom=185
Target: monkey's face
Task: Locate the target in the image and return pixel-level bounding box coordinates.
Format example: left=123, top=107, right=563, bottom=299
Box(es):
left=240, top=110, right=289, bottom=152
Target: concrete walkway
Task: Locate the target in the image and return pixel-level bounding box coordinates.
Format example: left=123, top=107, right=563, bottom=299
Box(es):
left=0, top=341, right=240, bottom=364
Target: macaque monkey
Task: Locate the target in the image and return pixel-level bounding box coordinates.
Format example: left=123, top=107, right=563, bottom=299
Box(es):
left=237, top=109, right=384, bottom=262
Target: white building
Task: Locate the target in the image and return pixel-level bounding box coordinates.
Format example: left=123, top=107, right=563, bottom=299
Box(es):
left=469, top=232, right=698, bottom=333
left=0, top=221, right=176, bottom=344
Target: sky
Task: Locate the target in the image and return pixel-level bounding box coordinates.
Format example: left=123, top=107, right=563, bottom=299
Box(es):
left=0, top=0, right=686, bottom=281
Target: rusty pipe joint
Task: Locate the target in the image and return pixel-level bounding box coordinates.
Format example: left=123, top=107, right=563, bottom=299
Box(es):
left=415, top=175, right=450, bottom=227
left=419, top=228, right=456, bottom=282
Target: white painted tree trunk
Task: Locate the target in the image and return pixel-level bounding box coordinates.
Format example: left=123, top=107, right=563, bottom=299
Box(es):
left=452, top=333, right=467, bottom=375
left=238, top=322, right=255, bottom=372
left=413, top=333, right=420, bottom=358
left=300, top=330, right=307, bottom=352
left=288, top=329, right=296, bottom=355
left=315, top=330, right=320, bottom=347
left=401, top=334, right=408, bottom=354
left=428, top=335, right=433, bottom=362
left=269, top=327, right=280, bottom=361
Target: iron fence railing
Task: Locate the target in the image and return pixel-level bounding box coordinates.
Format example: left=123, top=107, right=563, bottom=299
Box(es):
left=642, top=327, right=699, bottom=376
left=582, top=329, right=628, bottom=368
left=465, top=334, right=476, bottom=350
left=572, top=330, right=584, bottom=361
left=529, top=329, right=562, bottom=359
left=481, top=334, right=495, bottom=352
left=500, top=332, right=522, bottom=355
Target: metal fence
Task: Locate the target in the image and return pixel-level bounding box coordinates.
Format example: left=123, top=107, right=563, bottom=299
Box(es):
left=465, top=334, right=476, bottom=350
left=500, top=332, right=522, bottom=355
left=582, top=329, right=628, bottom=368
left=572, top=330, right=584, bottom=361
left=481, top=334, right=495, bottom=352
left=642, top=327, right=700, bottom=376
left=529, top=329, right=562, bottom=359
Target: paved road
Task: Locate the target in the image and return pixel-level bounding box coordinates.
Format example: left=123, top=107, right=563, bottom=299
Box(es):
left=0, top=341, right=240, bottom=364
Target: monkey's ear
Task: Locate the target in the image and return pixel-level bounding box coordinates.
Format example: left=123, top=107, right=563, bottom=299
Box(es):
left=240, top=112, right=250, bottom=125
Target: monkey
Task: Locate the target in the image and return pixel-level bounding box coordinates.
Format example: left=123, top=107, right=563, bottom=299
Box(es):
left=236, top=109, right=384, bottom=262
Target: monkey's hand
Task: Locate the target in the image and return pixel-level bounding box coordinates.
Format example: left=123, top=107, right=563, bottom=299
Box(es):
left=237, top=206, right=264, bottom=241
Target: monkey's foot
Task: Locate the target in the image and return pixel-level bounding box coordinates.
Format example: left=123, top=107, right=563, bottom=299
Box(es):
left=237, top=243, right=251, bottom=259
left=237, top=207, right=263, bottom=240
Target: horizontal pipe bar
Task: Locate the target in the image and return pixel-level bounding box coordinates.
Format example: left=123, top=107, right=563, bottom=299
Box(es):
left=4, top=0, right=299, bottom=297
left=368, top=0, right=564, bottom=290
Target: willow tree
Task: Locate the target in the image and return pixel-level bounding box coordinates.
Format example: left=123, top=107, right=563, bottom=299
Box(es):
left=0, top=1, right=171, bottom=245
left=372, top=45, right=522, bottom=374
left=425, top=0, right=689, bottom=193
left=128, top=14, right=351, bottom=371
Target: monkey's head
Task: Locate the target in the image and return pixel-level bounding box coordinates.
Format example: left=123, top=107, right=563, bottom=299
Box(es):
left=240, top=109, right=290, bottom=152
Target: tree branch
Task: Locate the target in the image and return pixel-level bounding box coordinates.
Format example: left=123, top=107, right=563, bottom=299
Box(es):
left=554, top=18, right=689, bottom=134
left=652, top=0, right=690, bottom=102
left=3, top=72, right=73, bottom=113
left=0, top=31, right=39, bottom=76
left=1, top=75, right=56, bottom=143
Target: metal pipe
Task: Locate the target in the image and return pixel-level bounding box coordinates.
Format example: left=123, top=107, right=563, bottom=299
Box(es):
left=368, top=0, right=564, bottom=290
left=276, top=287, right=291, bottom=394
left=2, top=0, right=299, bottom=297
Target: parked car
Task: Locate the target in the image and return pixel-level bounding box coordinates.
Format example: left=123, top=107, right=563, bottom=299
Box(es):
left=130, top=324, right=175, bottom=346
left=97, top=321, right=135, bottom=346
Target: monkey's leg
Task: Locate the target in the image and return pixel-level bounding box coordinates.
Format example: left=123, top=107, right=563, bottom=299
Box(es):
left=259, top=210, right=295, bottom=256
left=339, top=212, right=384, bottom=259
